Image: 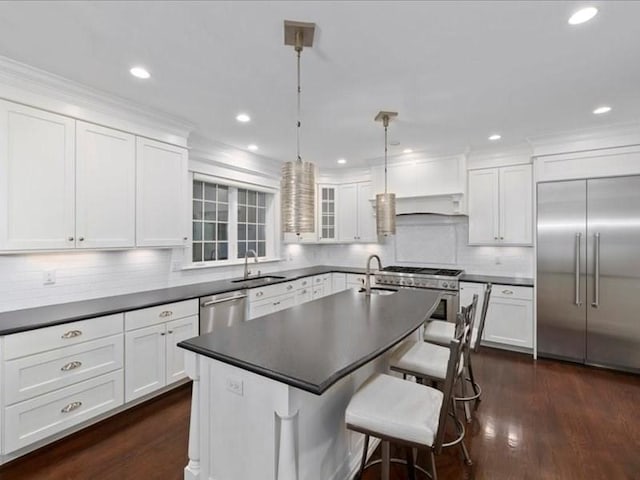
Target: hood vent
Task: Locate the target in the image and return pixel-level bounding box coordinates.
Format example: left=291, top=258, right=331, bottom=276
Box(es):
left=393, top=194, right=466, bottom=216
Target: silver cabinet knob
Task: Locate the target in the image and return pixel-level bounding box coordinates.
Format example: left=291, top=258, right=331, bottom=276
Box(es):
left=68, top=236, right=74, bottom=241
left=183, top=236, right=188, bottom=241
left=78, top=237, right=85, bottom=242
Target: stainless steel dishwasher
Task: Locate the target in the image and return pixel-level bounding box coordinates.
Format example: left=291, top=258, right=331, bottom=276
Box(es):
left=199, top=291, right=247, bottom=334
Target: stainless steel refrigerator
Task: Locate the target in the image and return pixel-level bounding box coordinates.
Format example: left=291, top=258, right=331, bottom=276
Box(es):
left=537, top=175, right=640, bottom=372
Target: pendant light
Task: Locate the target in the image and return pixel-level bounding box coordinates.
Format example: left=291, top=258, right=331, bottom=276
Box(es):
left=374, top=111, right=398, bottom=236
left=281, top=20, right=316, bottom=234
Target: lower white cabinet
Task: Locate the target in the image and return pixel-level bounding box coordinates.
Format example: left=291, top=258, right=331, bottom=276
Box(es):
left=4, top=371, right=123, bottom=454
left=249, top=292, right=297, bottom=319
left=331, top=273, right=347, bottom=293
left=482, top=284, right=533, bottom=351
left=124, top=300, right=198, bottom=402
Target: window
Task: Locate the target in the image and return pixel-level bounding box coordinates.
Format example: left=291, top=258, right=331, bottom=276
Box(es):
left=237, top=189, right=267, bottom=258
left=191, top=178, right=275, bottom=265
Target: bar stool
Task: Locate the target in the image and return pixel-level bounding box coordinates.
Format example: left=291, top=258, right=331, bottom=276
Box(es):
left=423, top=284, right=492, bottom=421
left=346, top=320, right=468, bottom=480
left=388, top=300, right=478, bottom=466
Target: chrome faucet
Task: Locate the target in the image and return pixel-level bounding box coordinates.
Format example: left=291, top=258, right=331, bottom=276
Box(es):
left=365, top=254, right=383, bottom=296
left=244, top=249, right=258, bottom=280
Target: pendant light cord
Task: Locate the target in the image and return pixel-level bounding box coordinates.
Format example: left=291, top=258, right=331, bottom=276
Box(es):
left=384, top=123, right=388, bottom=194
left=296, top=37, right=302, bottom=163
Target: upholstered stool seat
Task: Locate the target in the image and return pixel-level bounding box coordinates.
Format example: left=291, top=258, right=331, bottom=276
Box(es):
left=424, top=321, right=479, bottom=347
left=390, top=340, right=463, bottom=381
left=346, top=373, right=443, bottom=447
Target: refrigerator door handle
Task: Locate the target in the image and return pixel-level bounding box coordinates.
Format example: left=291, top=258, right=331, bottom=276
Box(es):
left=592, top=233, right=600, bottom=308
left=575, top=233, right=582, bottom=306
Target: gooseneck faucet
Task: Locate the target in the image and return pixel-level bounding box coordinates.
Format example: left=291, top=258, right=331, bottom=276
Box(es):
left=365, top=254, right=383, bottom=296
left=244, top=249, right=258, bottom=280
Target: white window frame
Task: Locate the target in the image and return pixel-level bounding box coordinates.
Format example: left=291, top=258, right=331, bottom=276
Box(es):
left=188, top=172, right=280, bottom=268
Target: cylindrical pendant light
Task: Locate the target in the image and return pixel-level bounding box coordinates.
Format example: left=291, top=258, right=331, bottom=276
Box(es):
left=281, top=21, right=316, bottom=234
left=374, top=111, right=398, bottom=236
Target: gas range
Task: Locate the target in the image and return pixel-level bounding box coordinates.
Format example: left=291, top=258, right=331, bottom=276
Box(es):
left=374, top=266, right=464, bottom=291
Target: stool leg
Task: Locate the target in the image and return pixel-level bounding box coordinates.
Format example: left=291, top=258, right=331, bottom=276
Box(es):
left=451, top=397, right=473, bottom=466
left=467, top=359, right=481, bottom=408
left=460, top=371, right=472, bottom=423
left=405, top=447, right=417, bottom=480
left=357, top=435, right=369, bottom=479
left=429, top=450, right=438, bottom=480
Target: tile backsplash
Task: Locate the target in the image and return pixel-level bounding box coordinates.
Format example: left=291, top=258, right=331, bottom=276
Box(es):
left=1, top=215, right=533, bottom=312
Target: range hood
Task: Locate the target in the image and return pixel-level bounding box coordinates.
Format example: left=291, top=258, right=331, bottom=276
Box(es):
left=392, top=193, right=466, bottom=216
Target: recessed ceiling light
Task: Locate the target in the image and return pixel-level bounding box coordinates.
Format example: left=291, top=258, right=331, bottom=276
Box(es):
left=337, top=158, right=347, bottom=164
left=488, top=134, right=502, bottom=141
left=402, top=148, right=413, bottom=154
left=593, top=106, right=612, bottom=115
left=129, top=66, right=151, bottom=79
left=568, top=7, right=598, bottom=25
left=236, top=113, right=251, bottom=123
left=247, top=144, right=258, bottom=151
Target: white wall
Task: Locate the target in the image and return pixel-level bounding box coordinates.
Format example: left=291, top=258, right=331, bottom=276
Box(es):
left=311, top=215, right=534, bottom=277
left=0, top=245, right=317, bottom=312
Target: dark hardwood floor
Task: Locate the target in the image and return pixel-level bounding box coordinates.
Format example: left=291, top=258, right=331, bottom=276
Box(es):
left=1, top=349, right=639, bottom=480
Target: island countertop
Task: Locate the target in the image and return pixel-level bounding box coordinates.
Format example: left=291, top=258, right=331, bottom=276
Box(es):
left=178, top=288, right=441, bottom=395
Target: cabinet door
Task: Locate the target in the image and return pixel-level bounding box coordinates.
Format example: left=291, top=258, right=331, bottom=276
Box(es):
left=337, top=184, right=358, bottom=242
left=357, top=183, right=376, bottom=242
left=483, top=297, right=533, bottom=349
left=76, top=121, right=135, bottom=249
left=136, top=138, right=189, bottom=247
left=273, top=293, right=296, bottom=313
left=248, top=299, right=275, bottom=320
left=0, top=100, right=75, bottom=250
left=318, top=185, right=337, bottom=241
left=165, top=315, right=198, bottom=385
left=296, top=288, right=312, bottom=305
left=125, top=324, right=166, bottom=402
left=331, top=273, right=347, bottom=293
left=499, top=165, right=532, bottom=245
left=312, top=285, right=325, bottom=299
left=468, top=169, right=500, bottom=245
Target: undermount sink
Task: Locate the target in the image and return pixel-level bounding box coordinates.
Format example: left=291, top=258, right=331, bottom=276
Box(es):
left=358, top=287, right=398, bottom=296
left=231, top=275, right=286, bottom=284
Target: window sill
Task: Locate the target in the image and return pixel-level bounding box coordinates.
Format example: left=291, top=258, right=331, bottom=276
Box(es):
left=181, top=257, right=284, bottom=271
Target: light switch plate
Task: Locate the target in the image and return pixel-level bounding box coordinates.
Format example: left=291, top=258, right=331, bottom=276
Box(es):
left=43, top=270, right=56, bottom=285
left=226, top=377, right=243, bottom=396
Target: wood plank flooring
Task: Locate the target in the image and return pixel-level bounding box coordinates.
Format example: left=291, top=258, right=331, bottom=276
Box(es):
left=1, top=348, right=639, bottom=480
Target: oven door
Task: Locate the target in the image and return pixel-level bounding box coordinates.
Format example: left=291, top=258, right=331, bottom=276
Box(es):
left=429, top=291, right=459, bottom=323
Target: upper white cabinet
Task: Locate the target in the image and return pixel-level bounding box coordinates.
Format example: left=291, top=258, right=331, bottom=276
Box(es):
left=338, top=182, right=376, bottom=243
left=0, top=100, right=76, bottom=250
left=468, top=164, right=532, bottom=245
left=318, top=185, right=337, bottom=242
left=135, top=137, right=189, bottom=247
left=76, top=121, right=136, bottom=249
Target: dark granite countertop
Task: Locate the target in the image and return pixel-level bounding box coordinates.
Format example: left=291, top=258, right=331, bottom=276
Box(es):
left=460, top=273, right=534, bottom=287
left=0, top=265, right=373, bottom=335
left=179, top=288, right=441, bottom=395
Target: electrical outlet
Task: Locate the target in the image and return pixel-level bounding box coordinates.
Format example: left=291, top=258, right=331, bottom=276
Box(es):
left=43, top=270, right=56, bottom=285
left=226, top=377, right=243, bottom=396
left=171, top=261, right=182, bottom=272
left=495, top=256, right=502, bottom=265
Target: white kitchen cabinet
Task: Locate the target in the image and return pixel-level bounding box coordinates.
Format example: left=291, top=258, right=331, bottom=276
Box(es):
left=318, top=185, right=338, bottom=242
left=124, top=300, right=198, bottom=402
left=295, top=287, right=312, bottom=305
left=459, top=281, right=485, bottom=326
left=331, top=273, right=347, bottom=293
left=75, top=121, right=136, bottom=249
left=482, top=285, right=533, bottom=351
left=136, top=137, right=189, bottom=247
left=0, top=100, right=76, bottom=250
left=249, top=292, right=297, bottom=319
left=338, top=182, right=376, bottom=243
left=468, top=164, right=532, bottom=245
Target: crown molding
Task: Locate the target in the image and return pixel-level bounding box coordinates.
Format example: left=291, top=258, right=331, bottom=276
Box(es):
left=0, top=55, right=193, bottom=146
left=527, top=121, right=640, bottom=157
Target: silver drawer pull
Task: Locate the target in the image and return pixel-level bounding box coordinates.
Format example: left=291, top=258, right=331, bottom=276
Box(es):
left=287, top=285, right=293, bottom=290
left=61, top=330, right=82, bottom=339
left=301, top=290, right=307, bottom=294
left=502, top=289, right=514, bottom=295
left=256, top=291, right=264, bottom=297
left=61, top=401, right=82, bottom=413
left=274, top=301, right=280, bottom=306
left=302, top=281, right=307, bottom=286
left=159, top=310, right=173, bottom=318
left=61, top=361, right=82, bottom=371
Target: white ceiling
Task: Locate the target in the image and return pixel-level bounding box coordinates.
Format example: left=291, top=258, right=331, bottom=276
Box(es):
left=0, top=1, right=639, bottom=168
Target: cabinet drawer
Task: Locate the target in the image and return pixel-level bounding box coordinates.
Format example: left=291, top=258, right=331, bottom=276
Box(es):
left=249, top=282, right=295, bottom=301
left=3, top=314, right=123, bottom=360
left=4, top=370, right=123, bottom=453
left=313, top=274, right=330, bottom=285
left=4, top=334, right=123, bottom=405
left=492, top=285, right=532, bottom=301
left=125, top=299, right=198, bottom=331
left=297, top=277, right=312, bottom=289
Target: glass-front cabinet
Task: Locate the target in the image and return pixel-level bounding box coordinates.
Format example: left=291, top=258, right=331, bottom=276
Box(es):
left=318, top=185, right=337, bottom=242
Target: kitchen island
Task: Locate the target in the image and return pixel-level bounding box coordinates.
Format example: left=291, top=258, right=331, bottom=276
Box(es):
left=178, top=287, right=441, bottom=480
